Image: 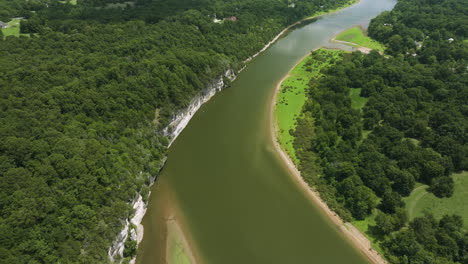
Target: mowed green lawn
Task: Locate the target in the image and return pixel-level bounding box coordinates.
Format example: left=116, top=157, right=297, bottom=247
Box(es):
left=275, top=49, right=343, bottom=163
left=349, top=88, right=368, bottom=110
left=1, top=19, right=29, bottom=38
left=404, top=171, right=468, bottom=228
left=335, top=26, right=384, bottom=51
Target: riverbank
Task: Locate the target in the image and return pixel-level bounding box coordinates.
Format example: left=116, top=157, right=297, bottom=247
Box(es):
left=151, top=2, right=367, bottom=264
left=331, top=25, right=384, bottom=53
left=270, top=50, right=387, bottom=264
left=275, top=49, right=344, bottom=165
left=244, top=0, right=360, bottom=63
left=138, top=1, right=396, bottom=263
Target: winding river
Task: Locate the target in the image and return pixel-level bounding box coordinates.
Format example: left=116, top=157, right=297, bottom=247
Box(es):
left=137, top=0, right=396, bottom=263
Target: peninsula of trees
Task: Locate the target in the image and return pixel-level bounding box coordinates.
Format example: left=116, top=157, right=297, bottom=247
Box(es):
left=292, top=0, right=467, bottom=262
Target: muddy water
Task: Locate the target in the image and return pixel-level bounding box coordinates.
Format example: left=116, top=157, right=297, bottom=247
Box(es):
left=138, top=0, right=396, bottom=263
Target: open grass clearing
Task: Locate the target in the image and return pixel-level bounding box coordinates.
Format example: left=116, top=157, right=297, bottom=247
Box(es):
left=349, top=88, right=368, bottom=110
left=1, top=19, right=30, bottom=38
left=275, top=49, right=344, bottom=163
left=334, top=26, right=384, bottom=51
left=404, top=171, right=468, bottom=228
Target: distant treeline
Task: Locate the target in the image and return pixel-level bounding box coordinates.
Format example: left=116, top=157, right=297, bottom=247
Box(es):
left=0, top=0, right=353, bottom=262
left=293, top=0, right=467, bottom=263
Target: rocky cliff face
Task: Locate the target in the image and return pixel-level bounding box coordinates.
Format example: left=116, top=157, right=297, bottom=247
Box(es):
left=108, top=194, right=145, bottom=264
left=163, top=68, right=236, bottom=146
left=108, top=68, right=236, bottom=263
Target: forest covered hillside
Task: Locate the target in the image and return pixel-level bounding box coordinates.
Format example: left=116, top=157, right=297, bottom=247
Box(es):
left=293, top=0, right=467, bottom=263
left=0, top=0, right=355, bottom=263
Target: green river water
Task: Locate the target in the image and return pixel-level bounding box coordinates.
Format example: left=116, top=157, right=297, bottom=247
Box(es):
left=138, top=0, right=396, bottom=263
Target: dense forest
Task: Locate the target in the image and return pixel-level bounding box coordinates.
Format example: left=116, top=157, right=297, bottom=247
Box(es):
left=293, top=0, right=467, bottom=262
left=0, top=0, right=354, bottom=262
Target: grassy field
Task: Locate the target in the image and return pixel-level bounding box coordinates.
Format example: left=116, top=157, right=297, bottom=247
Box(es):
left=404, top=171, right=468, bottom=228
left=334, top=26, right=384, bottom=51
left=1, top=19, right=29, bottom=38
left=349, top=88, right=368, bottom=110
left=275, top=49, right=344, bottom=163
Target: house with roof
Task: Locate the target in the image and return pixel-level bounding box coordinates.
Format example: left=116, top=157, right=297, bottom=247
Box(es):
left=224, top=16, right=237, bottom=22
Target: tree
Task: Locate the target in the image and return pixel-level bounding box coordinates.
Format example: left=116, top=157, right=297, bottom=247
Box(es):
left=375, top=211, right=397, bottom=236
left=421, top=161, right=445, bottom=183
left=379, top=191, right=403, bottom=214
left=390, top=168, right=415, bottom=196
left=428, top=176, right=454, bottom=198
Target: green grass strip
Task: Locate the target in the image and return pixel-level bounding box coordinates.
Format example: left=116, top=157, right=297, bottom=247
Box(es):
left=349, top=88, right=368, bottom=110
left=275, top=49, right=344, bottom=164
left=404, top=171, right=468, bottom=228
left=1, top=19, right=30, bottom=38
left=335, top=26, right=384, bottom=51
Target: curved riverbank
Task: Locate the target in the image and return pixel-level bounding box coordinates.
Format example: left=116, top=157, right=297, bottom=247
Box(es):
left=270, top=51, right=387, bottom=264
left=138, top=0, right=397, bottom=262
left=244, top=0, right=360, bottom=63
left=331, top=25, right=384, bottom=53
left=141, top=3, right=365, bottom=264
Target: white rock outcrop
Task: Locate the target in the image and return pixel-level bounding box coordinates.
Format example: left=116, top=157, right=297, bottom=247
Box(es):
left=108, top=28, right=286, bottom=261
left=163, top=68, right=236, bottom=146
left=108, top=68, right=236, bottom=263
left=108, top=194, right=145, bottom=264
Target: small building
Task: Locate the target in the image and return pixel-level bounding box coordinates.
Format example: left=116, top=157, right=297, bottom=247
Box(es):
left=0, top=21, right=8, bottom=29
left=448, top=38, right=454, bottom=43
left=224, top=16, right=237, bottom=22
left=414, top=41, right=423, bottom=49
left=213, top=14, right=222, bottom=23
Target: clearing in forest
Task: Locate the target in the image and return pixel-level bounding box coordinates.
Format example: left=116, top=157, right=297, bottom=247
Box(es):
left=1, top=18, right=29, bottom=38
left=404, top=171, right=468, bottom=228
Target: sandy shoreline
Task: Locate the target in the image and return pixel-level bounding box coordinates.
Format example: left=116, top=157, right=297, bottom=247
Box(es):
left=330, top=25, right=378, bottom=54
left=269, top=53, right=386, bottom=264
left=166, top=216, right=198, bottom=264
left=156, top=2, right=369, bottom=264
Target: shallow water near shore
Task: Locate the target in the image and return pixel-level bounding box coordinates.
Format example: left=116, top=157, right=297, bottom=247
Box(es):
left=137, top=0, right=396, bottom=263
